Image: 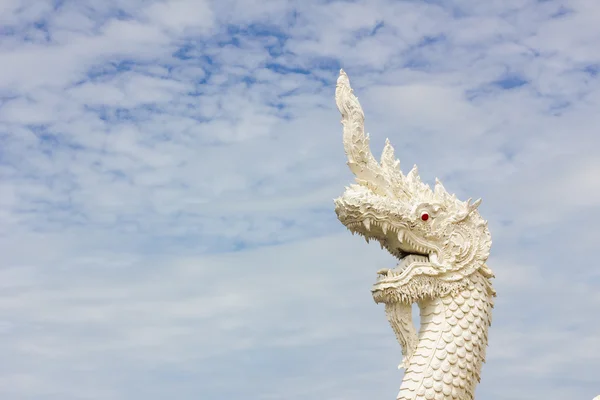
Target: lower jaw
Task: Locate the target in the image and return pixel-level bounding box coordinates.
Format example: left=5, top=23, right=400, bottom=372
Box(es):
left=371, top=268, right=418, bottom=304
left=372, top=285, right=413, bottom=304
left=373, top=257, right=430, bottom=287
left=371, top=274, right=473, bottom=305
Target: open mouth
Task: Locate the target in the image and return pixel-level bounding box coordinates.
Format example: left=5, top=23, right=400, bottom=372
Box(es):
left=344, top=218, right=438, bottom=281
left=376, top=253, right=429, bottom=280
left=375, top=230, right=436, bottom=281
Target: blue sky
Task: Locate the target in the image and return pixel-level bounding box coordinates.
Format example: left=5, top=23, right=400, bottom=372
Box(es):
left=1, top=0, right=599, bottom=399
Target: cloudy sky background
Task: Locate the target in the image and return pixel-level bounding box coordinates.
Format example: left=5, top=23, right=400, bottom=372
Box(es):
left=1, top=0, right=599, bottom=399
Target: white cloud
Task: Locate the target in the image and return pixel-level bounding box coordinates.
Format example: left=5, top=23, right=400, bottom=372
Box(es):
left=1, top=0, right=600, bottom=399
left=143, top=0, right=214, bottom=35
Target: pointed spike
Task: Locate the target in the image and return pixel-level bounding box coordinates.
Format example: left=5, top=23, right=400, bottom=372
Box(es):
left=336, top=69, right=381, bottom=186
left=380, top=138, right=393, bottom=163
left=434, top=179, right=449, bottom=199
left=363, top=218, right=371, bottom=230
left=382, top=222, right=388, bottom=234
left=407, top=164, right=420, bottom=183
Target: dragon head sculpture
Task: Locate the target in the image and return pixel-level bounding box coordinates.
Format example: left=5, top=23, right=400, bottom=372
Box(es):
left=333, top=69, right=494, bottom=304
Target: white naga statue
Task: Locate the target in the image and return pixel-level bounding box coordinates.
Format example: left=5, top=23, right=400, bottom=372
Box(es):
left=333, top=70, right=496, bottom=400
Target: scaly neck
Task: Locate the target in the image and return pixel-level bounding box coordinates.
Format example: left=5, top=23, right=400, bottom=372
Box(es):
left=397, top=274, right=494, bottom=400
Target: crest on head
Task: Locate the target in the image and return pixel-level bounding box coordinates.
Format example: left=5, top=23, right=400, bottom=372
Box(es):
left=334, top=69, right=493, bottom=293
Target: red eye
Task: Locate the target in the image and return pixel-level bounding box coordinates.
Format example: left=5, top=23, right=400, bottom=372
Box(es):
left=421, top=212, right=429, bottom=221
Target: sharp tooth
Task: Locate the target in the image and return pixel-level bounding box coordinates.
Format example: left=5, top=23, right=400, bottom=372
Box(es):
left=429, top=253, right=438, bottom=264
left=363, top=218, right=371, bottom=230
left=382, top=222, right=388, bottom=234
left=397, top=231, right=404, bottom=243
left=365, top=236, right=370, bottom=243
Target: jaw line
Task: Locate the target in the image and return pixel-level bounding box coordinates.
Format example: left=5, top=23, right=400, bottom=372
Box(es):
left=373, top=260, right=439, bottom=290
left=340, top=217, right=444, bottom=285
left=373, top=230, right=444, bottom=287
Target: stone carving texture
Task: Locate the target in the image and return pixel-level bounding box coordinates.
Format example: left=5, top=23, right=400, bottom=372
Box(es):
left=333, top=70, right=496, bottom=400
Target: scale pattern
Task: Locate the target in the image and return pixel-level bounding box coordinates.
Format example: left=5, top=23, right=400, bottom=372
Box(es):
left=332, top=69, right=496, bottom=400
left=397, top=277, right=493, bottom=400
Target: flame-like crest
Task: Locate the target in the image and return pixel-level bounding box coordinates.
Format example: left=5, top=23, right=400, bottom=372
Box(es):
left=334, top=70, right=496, bottom=400
left=335, top=69, right=480, bottom=221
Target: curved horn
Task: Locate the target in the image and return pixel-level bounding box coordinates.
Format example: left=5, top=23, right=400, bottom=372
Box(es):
left=335, top=69, right=385, bottom=189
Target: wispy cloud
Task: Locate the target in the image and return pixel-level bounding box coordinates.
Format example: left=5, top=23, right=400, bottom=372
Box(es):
left=1, top=0, right=599, bottom=399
